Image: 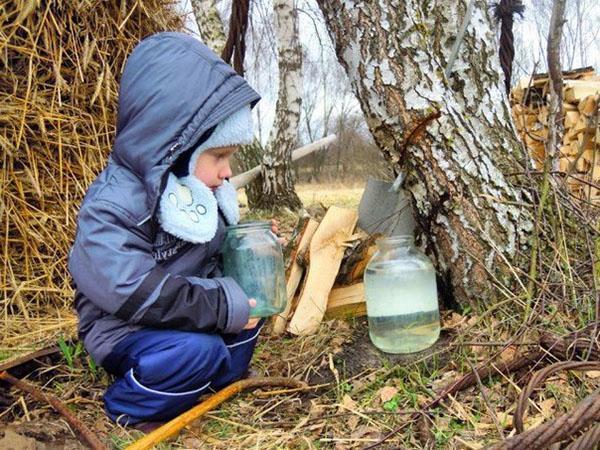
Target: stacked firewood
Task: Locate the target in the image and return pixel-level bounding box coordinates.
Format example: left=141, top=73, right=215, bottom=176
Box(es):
left=272, top=207, right=377, bottom=336
left=511, top=67, right=600, bottom=202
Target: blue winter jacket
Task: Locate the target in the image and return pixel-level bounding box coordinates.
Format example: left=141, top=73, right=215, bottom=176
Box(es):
left=68, top=32, right=261, bottom=366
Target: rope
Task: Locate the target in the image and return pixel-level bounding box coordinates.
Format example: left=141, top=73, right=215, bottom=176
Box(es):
left=221, top=0, right=250, bottom=76
left=493, top=0, right=525, bottom=96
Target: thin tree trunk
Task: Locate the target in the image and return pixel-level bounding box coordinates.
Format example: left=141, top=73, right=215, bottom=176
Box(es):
left=316, top=0, right=533, bottom=307
left=546, top=0, right=566, bottom=173
left=256, top=0, right=302, bottom=210
left=191, top=0, right=227, bottom=54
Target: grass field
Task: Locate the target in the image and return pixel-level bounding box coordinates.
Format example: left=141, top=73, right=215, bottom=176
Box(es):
left=238, top=182, right=366, bottom=211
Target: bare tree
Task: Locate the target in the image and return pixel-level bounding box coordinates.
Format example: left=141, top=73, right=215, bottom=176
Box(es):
left=513, top=0, right=600, bottom=82
left=191, top=0, right=227, bottom=53
left=316, top=0, right=534, bottom=307
left=256, top=0, right=303, bottom=209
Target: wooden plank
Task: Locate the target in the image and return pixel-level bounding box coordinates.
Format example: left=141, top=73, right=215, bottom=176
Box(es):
left=271, top=218, right=319, bottom=336
left=287, top=206, right=358, bottom=335
left=325, top=283, right=366, bottom=319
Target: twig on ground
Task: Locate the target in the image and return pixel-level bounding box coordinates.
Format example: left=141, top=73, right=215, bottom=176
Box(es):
left=126, top=377, right=306, bottom=450
left=0, top=370, right=108, bottom=450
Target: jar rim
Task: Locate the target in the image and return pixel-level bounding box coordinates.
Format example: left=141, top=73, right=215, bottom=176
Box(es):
left=226, top=220, right=271, bottom=232
left=376, top=234, right=414, bottom=246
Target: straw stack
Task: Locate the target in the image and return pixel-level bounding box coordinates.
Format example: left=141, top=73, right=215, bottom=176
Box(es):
left=0, top=1, right=183, bottom=347
left=511, top=67, right=600, bottom=203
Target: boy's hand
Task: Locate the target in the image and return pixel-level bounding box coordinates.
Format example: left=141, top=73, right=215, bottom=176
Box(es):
left=244, top=298, right=260, bottom=329
left=270, top=219, right=288, bottom=247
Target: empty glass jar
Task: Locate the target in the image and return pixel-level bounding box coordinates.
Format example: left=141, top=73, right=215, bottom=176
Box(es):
left=364, top=235, right=440, bottom=354
left=222, top=221, right=286, bottom=318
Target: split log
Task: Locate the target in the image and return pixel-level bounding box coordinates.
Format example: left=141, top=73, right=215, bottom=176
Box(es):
left=564, top=80, right=600, bottom=103
left=564, top=110, right=580, bottom=128
left=335, top=233, right=381, bottom=286
left=325, top=282, right=366, bottom=319
left=271, top=218, right=319, bottom=335
left=287, top=206, right=358, bottom=335
left=578, top=94, right=598, bottom=116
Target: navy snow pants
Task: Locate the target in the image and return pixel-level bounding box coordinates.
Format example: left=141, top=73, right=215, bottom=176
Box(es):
left=101, top=322, right=263, bottom=425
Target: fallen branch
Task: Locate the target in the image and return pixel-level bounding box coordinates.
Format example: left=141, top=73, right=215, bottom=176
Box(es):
left=514, top=360, right=600, bottom=433
left=0, top=345, right=59, bottom=372
left=487, top=389, right=600, bottom=450
left=564, top=423, right=600, bottom=450
left=0, top=371, right=108, bottom=450
left=126, top=377, right=306, bottom=450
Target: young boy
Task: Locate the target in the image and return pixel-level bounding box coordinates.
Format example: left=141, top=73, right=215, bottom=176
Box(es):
left=68, top=32, right=265, bottom=426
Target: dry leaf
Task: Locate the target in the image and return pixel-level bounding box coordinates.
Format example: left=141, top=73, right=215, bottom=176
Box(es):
left=341, top=394, right=358, bottom=411
left=379, top=386, right=398, bottom=403
left=444, top=312, right=466, bottom=328
left=309, top=400, right=326, bottom=418
left=466, top=315, right=479, bottom=327
left=431, top=370, right=458, bottom=393
left=347, top=414, right=360, bottom=431
left=499, top=345, right=519, bottom=362
left=585, top=370, right=600, bottom=379
left=351, top=424, right=381, bottom=439
left=539, top=398, right=556, bottom=419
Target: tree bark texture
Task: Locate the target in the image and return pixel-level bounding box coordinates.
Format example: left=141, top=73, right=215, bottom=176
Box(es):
left=191, top=0, right=227, bottom=54
left=316, top=0, right=533, bottom=307
left=257, top=0, right=303, bottom=210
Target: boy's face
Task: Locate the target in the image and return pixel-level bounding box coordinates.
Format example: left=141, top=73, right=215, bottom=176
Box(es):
left=193, top=146, right=237, bottom=191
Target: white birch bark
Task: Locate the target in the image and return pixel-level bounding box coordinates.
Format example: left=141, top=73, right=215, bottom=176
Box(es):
left=191, top=0, right=227, bottom=54
left=258, top=0, right=302, bottom=209
left=317, top=0, right=534, bottom=306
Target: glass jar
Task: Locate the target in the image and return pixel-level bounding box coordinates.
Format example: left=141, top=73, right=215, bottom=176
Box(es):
left=364, top=235, right=440, bottom=354
left=222, top=221, right=286, bottom=318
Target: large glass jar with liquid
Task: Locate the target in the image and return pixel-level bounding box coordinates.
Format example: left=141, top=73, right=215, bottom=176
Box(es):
left=364, top=235, right=440, bottom=354
left=222, top=221, right=286, bottom=318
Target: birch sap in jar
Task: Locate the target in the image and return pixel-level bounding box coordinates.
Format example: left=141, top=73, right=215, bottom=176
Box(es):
left=222, top=221, right=286, bottom=318
left=364, top=235, right=440, bottom=353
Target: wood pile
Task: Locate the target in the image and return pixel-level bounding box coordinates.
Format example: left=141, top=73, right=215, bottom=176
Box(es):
left=510, top=67, right=600, bottom=203
left=273, top=206, right=378, bottom=336
left=0, top=1, right=183, bottom=344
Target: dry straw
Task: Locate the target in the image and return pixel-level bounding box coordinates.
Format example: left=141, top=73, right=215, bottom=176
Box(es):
left=0, top=0, right=184, bottom=352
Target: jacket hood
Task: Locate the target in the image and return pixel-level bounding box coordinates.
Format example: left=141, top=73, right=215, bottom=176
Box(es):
left=112, top=32, right=260, bottom=214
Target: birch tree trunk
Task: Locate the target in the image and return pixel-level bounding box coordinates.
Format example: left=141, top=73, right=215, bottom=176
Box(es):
left=191, top=0, right=227, bottom=54
left=317, top=0, right=534, bottom=307
left=256, top=0, right=303, bottom=210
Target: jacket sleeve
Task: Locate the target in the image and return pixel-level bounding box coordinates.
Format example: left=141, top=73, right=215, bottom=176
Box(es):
left=68, top=199, right=249, bottom=334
